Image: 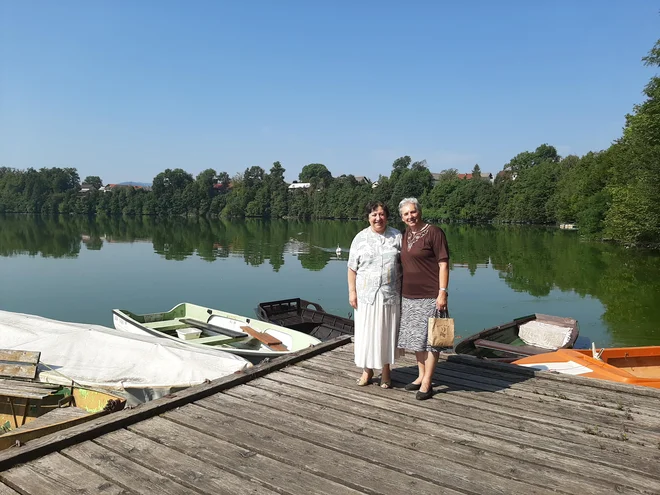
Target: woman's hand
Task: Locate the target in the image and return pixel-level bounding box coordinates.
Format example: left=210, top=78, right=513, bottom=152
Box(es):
left=349, top=290, right=358, bottom=309
left=436, top=290, right=448, bottom=311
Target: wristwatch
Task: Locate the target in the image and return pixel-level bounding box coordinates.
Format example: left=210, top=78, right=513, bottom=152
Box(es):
left=439, top=287, right=448, bottom=293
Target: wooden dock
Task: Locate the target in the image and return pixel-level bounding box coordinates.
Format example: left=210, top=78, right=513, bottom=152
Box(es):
left=0, top=337, right=659, bottom=494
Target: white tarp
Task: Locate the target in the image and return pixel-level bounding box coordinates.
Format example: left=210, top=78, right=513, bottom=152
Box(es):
left=518, top=320, right=572, bottom=349
left=0, top=310, right=251, bottom=405
left=517, top=361, right=593, bottom=376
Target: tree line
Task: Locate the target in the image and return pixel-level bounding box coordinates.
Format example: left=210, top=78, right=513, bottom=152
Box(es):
left=2, top=38, right=660, bottom=245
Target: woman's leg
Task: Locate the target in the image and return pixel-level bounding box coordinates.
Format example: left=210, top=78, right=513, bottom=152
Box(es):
left=413, top=352, right=426, bottom=384
left=381, top=363, right=391, bottom=382
left=420, top=351, right=439, bottom=392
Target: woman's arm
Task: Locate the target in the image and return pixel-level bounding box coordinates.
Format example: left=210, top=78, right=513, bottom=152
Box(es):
left=436, top=261, right=449, bottom=310
left=348, top=268, right=358, bottom=309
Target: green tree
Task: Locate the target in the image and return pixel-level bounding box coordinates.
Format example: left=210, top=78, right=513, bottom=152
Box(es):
left=299, top=163, right=332, bottom=188
left=83, top=176, right=103, bottom=189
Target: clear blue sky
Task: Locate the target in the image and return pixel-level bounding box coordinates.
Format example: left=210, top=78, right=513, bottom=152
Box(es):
left=1, top=1, right=658, bottom=184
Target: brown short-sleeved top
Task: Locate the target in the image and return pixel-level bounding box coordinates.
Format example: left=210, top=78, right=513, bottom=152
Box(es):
left=401, top=224, right=449, bottom=298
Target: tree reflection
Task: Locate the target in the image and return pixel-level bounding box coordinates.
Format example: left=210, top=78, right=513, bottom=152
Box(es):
left=1, top=214, right=659, bottom=345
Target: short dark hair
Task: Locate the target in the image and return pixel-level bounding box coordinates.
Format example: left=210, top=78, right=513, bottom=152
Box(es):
left=365, top=201, right=389, bottom=219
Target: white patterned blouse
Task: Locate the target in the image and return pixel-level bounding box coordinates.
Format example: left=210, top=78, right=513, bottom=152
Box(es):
left=347, top=226, right=402, bottom=306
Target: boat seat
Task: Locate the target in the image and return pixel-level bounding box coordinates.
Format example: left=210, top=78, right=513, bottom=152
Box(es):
left=0, top=349, right=56, bottom=428
left=473, top=339, right=550, bottom=357
left=142, top=319, right=183, bottom=330
left=240, top=326, right=288, bottom=352
left=180, top=318, right=248, bottom=339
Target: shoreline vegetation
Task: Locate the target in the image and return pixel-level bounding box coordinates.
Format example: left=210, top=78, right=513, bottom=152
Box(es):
left=2, top=40, right=660, bottom=247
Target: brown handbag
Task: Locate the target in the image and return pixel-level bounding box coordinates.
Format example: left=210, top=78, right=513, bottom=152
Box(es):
left=428, top=309, right=455, bottom=347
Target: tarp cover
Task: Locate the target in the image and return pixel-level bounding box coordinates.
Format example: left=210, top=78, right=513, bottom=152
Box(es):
left=0, top=310, right=251, bottom=405
left=518, top=320, right=572, bottom=349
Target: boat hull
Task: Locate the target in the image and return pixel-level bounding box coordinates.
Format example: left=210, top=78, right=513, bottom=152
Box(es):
left=0, top=386, right=125, bottom=450
left=257, top=298, right=354, bottom=341
left=514, top=347, right=660, bottom=389
left=112, top=303, right=321, bottom=360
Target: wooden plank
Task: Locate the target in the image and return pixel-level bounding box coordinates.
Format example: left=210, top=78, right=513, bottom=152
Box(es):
left=63, top=439, right=205, bottom=495
left=0, top=452, right=128, bottom=494
left=473, top=338, right=551, bottom=356
left=7, top=407, right=89, bottom=432
left=444, top=352, right=660, bottom=399
left=0, top=408, right=107, bottom=452
left=228, top=378, right=658, bottom=494
left=423, top=356, right=660, bottom=417
left=158, top=405, right=461, bottom=495
left=0, top=386, right=54, bottom=400
left=0, top=335, right=351, bottom=472
left=130, top=415, right=364, bottom=495
left=0, top=484, right=19, bottom=495
left=93, top=429, right=279, bottom=495
left=331, top=348, right=660, bottom=423
left=313, top=353, right=660, bottom=433
left=274, top=364, right=660, bottom=476
left=240, top=326, right=287, bottom=351
left=315, top=351, right=660, bottom=431
left=0, top=379, right=59, bottom=390
left=188, top=397, right=558, bottom=495
left=0, top=364, right=38, bottom=381
left=294, top=359, right=660, bottom=456
left=334, top=343, right=660, bottom=400
left=0, top=350, right=40, bottom=365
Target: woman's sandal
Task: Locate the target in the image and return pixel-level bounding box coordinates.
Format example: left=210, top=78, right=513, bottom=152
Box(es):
left=356, top=372, right=373, bottom=386
left=380, top=379, right=392, bottom=389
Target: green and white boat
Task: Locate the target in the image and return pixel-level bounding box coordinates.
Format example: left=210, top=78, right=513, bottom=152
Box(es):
left=112, top=302, right=321, bottom=361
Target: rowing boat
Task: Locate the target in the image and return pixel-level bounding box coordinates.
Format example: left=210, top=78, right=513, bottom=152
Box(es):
left=0, top=348, right=126, bottom=450
left=454, top=314, right=580, bottom=362
left=256, top=298, right=353, bottom=341
left=514, top=346, right=660, bottom=389
left=113, top=302, right=321, bottom=361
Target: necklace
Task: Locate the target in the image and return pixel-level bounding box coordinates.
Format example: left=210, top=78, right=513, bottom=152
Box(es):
left=406, top=223, right=430, bottom=251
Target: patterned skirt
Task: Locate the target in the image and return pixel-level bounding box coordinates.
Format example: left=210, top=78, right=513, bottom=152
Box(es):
left=398, top=297, right=453, bottom=353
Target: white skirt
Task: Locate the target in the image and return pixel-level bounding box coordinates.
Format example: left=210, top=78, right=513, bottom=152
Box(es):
left=353, top=290, right=400, bottom=369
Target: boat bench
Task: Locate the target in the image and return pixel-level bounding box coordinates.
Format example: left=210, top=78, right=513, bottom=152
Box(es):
left=143, top=319, right=184, bottom=330
left=179, top=318, right=248, bottom=339
left=473, top=339, right=550, bottom=357
left=0, top=350, right=58, bottom=428
left=240, top=326, right=288, bottom=352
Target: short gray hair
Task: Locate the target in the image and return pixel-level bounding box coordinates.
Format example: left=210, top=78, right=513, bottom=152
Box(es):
left=398, top=197, right=421, bottom=216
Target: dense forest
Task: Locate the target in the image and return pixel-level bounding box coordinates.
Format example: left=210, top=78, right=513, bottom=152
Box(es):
left=2, top=39, right=660, bottom=245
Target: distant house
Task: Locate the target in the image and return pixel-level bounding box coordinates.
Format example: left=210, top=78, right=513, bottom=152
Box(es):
left=431, top=172, right=494, bottom=186
left=102, top=184, right=152, bottom=193
left=371, top=181, right=379, bottom=189
left=288, top=182, right=311, bottom=190
left=354, top=176, right=371, bottom=185
left=79, top=182, right=97, bottom=194
left=212, top=180, right=232, bottom=191
left=457, top=173, right=493, bottom=183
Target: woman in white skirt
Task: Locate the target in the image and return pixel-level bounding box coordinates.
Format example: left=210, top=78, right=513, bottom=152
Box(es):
left=347, top=201, right=402, bottom=388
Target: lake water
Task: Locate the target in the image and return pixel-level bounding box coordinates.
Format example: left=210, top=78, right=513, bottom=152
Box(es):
left=1, top=214, right=659, bottom=348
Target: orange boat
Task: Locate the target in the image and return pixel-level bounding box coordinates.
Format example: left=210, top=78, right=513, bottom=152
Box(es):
left=513, top=346, right=660, bottom=389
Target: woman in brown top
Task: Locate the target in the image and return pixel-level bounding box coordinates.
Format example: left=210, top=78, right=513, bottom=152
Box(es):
left=397, top=197, right=450, bottom=400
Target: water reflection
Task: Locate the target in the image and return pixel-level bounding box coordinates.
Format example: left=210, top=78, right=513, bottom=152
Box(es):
left=1, top=214, right=659, bottom=345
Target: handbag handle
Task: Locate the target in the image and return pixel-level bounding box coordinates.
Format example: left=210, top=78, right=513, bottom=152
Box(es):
left=433, top=308, right=450, bottom=319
